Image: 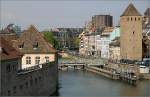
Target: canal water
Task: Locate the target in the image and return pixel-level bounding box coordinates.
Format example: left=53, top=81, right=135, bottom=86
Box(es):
left=58, top=70, right=150, bottom=97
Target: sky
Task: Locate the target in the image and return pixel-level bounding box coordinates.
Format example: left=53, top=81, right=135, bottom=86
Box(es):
left=0, top=0, right=150, bottom=31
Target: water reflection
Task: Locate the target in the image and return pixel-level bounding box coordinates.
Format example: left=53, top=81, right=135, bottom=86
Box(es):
left=57, top=70, right=150, bottom=97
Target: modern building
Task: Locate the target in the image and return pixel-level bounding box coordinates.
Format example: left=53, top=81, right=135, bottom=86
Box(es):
left=92, top=15, right=113, bottom=30
left=13, top=25, right=57, bottom=69
left=120, top=3, right=143, bottom=61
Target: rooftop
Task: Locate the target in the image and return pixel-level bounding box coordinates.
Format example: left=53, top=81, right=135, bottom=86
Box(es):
left=0, top=36, right=22, bottom=61
left=121, top=3, right=142, bottom=16
left=13, top=25, right=56, bottom=54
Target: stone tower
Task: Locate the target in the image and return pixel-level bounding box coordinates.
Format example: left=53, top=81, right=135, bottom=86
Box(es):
left=120, top=3, right=142, bottom=61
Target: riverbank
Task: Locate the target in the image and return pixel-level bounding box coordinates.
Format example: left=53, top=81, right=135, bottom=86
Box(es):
left=85, top=66, right=137, bottom=85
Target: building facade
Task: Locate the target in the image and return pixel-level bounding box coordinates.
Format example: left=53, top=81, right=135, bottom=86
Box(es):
left=120, top=3, right=143, bottom=61
left=0, top=37, right=58, bottom=96
left=13, top=25, right=56, bottom=69
left=92, top=15, right=113, bottom=30
left=109, top=37, right=120, bottom=62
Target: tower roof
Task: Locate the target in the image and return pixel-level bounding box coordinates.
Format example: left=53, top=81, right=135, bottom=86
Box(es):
left=121, top=3, right=142, bottom=16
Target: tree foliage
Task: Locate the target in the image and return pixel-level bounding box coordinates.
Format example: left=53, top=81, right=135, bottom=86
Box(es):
left=43, top=31, right=59, bottom=49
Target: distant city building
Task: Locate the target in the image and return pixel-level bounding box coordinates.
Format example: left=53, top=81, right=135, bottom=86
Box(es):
left=144, top=8, right=150, bottom=17
left=109, top=37, right=120, bottom=61
left=143, top=8, right=150, bottom=26
left=120, top=3, right=143, bottom=61
left=92, top=15, right=113, bottom=30
left=109, top=26, right=120, bottom=41
left=142, top=23, right=150, bottom=58
left=0, top=24, right=20, bottom=44
left=51, top=28, right=83, bottom=50
left=13, top=25, right=57, bottom=69
left=100, top=27, right=113, bottom=59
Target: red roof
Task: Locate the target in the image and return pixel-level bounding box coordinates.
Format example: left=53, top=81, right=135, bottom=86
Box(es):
left=0, top=36, right=22, bottom=61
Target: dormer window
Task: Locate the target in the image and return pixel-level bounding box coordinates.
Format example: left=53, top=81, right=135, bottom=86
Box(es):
left=18, top=42, right=24, bottom=49
left=33, top=42, right=38, bottom=50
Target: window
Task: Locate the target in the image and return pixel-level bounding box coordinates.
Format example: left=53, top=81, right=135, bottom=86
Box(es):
left=35, top=78, right=38, bottom=84
left=30, top=79, right=33, bottom=86
left=133, top=31, right=135, bottom=35
left=138, top=18, right=140, bottom=21
left=39, top=76, right=42, bottom=81
left=131, top=17, right=132, bottom=21
left=13, top=86, right=16, bottom=94
left=19, top=84, right=23, bottom=90
left=13, top=65, right=16, bottom=71
left=45, top=56, right=49, bottom=63
left=25, top=82, right=28, bottom=88
left=18, top=42, right=24, bottom=49
left=127, top=17, right=129, bottom=21
left=35, top=56, right=40, bottom=64
left=33, top=42, right=38, bottom=50
left=8, top=90, right=11, bottom=96
left=26, top=57, right=31, bottom=64
left=6, top=65, right=11, bottom=72
left=135, top=17, right=136, bottom=21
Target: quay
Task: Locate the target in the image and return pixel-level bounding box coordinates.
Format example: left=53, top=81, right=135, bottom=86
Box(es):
left=59, top=62, right=138, bottom=85
left=85, top=66, right=137, bottom=85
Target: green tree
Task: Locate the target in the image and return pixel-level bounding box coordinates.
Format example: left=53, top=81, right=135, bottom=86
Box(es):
left=73, top=37, right=79, bottom=49
left=43, top=31, right=59, bottom=49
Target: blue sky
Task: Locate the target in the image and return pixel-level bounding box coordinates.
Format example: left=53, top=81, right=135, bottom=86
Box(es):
left=1, top=0, right=150, bottom=31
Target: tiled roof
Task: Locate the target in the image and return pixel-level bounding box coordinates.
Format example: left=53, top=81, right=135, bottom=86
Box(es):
left=121, top=3, right=141, bottom=16
left=13, top=25, right=56, bottom=54
left=0, top=36, right=22, bottom=61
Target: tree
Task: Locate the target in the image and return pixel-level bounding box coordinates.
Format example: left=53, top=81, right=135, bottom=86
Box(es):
left=43, top=31, right=59, bottom=49
left=73, top=37, right=79, bottom=49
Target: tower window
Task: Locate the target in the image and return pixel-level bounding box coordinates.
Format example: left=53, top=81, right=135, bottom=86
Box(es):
left=135, top=17, right=136, bottom=21
left=138, top=18, right=140, bottom=21
left=127, top=17, right=129, bottom=21
left=131, top=17, right=132, bottom=21
left=133, top=31, right=134, bottom=35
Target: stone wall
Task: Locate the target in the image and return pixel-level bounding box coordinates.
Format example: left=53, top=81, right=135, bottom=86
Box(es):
left=1, top=58, right=58, bottom=96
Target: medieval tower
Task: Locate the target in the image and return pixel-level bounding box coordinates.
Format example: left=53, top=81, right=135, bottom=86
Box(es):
left=120, top=3, right=142, bottom=61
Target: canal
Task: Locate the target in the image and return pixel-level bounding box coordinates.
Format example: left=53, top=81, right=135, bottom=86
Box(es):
left=58, top=70, right=150, bottom=97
